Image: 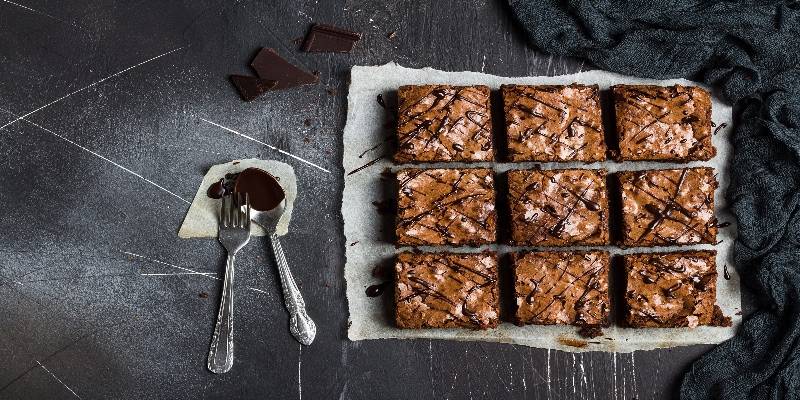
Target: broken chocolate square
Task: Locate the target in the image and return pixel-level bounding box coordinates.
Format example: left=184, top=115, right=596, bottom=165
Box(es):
left=229, top=75, right=277, bottom=102
left=249, top=48, right=319, bottom=90
left=302, top=24, right=362, bottom=53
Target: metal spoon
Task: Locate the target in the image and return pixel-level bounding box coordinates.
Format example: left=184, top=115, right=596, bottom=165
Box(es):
left=247, top=185, right=316, bottom=346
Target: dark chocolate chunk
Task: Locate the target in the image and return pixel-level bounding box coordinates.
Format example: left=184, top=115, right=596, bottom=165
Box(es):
left=249, top=48, right=319, bottom=90
left=302, top=24, right=361, bottom=53
left=229, top=75, right=277, bottom=101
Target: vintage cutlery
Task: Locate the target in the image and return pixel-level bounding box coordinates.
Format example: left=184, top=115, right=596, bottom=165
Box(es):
left=207, top=193, right=251, bottom=374
left=235, top=168, right=316, bottom=346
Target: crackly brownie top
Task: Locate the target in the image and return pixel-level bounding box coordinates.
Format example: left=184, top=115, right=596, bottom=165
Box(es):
left=514, top=251, right=609, bottom=326
left=625, top=251, right=723, bottom=327
left=619, top=168, right=717, bottom=246
left=395, top=85, right=493, bottom=162
left=396, top=168, right=496, bottom=246
left=507, top=169, right=608, bottom=246
left=613, top=85, right=714, bottom=161
left=395, top=252, right=499, bottom=329
left=502, top=84, right=606, bottom=162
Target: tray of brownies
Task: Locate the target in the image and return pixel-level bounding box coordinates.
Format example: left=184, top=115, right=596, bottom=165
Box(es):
left=342, top=63, right=741, bottom=353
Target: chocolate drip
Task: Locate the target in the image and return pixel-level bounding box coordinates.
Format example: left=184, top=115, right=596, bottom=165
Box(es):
left=365, top=282, right=390, bottom=297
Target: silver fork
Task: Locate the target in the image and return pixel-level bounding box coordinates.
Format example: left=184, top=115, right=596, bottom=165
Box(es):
left=207, top=192, right=251, bottom=374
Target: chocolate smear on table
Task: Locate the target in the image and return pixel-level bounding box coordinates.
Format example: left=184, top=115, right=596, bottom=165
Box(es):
left=302, top=24, right=362, bottom=53
left=229, top=75, right=277, bottom=101
left=365, top=282, right=390, bottom=297
left=250, top=48, right=319, bottom=90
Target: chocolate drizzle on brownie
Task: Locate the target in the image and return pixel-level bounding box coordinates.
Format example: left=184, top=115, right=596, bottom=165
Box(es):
left=395, top=85, right=493, bottom=162
left=502, top=84, right=606, bottom=162
left=395, top=252, right=499, bottom=329
left=624, top=251, right=729, bottom=328
left=395, top=169, right=496, bottom=246
left=612, top=84, right=715, bottom=161
left=619, top=168, right=718, bottom=246
left=514, top=251, right=610, bottom=326
left=508, top=169, right=609, bottom=246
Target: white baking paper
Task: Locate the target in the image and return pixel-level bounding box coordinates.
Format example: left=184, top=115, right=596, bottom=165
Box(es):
left=343, top=63, right=742, bottom=353
left=178, top=158, right=296, bottom=238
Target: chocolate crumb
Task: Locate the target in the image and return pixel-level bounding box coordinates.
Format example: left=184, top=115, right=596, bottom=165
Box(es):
left=304, top=118, right=312, bottom=126
left=199, top=292, right=208, bottom=299
left=349, top=241, right=359, bottom=246
left=326, top=87, right=337, bottom=96
left=387, top=31, right=397, bottom=39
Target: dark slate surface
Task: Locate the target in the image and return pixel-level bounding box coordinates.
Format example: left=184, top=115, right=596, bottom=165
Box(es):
left=0, top=1, right=717, bottom=399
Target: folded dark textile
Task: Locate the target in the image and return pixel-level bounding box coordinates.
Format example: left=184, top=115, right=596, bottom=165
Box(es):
left=507, top=1, right=800, bottom=398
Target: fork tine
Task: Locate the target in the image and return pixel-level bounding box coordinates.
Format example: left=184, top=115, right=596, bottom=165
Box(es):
left=220, top=195, right=229, bottom=227
left=231, top=193, right=240, bottom=228
left=244, top=192, right=251, bottom=229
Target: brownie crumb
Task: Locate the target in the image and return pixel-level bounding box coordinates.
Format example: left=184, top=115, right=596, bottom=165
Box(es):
left=349, top=241, right=359, bottom=246
left=387, top=31, right=397, bottom=39
left=577, top=326, right=604, bottom=339
left=199, top=292, right=208, bottom=299
left=711, top=305, right=733, bottom=327
left=558, top=337, right=588, bottom=348
left=326, top=87, right=337, bottom=96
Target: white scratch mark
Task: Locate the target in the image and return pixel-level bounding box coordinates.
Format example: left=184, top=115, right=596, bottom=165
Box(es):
left=3, top=113, right=190, bottom=204
left=0, top=47, right=185, bottom=131
left=298, top=344, right=303, bottom=400
left=579, top=353, right=588, bottom=394
left=198, top=117, right=331, bottom=173
left=122, top=251, right=268, bottom=295
left=612, top=352, right=618, bottom=400
left=36, top=360, right=81, bottom=399
left=160, top=143, right=225, bottom=156
left=481, top=55, right=486, bottom=72
left=546, top=349, right=552, bottom=400
left=630, top=352, right=637, bottom=397
left=546, top=54, right=553, bottom=76
left=428, top=340, right=435, bottom=398
left=571, top=353, right=577, bottom=398
left=122, top=251, right=216, bottom=278
left=1, top=0, right=82, bottom=31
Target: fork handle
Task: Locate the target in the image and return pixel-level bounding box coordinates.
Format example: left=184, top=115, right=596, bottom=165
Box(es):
left=269, top=233, right=316, bottom=345
left=208, top=253, right=236, bottom=373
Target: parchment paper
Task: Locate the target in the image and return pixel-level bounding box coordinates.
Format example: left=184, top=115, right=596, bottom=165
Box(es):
left=343, top=63, right=742, bottom=353
left=178, top=158, right=296, bottom=238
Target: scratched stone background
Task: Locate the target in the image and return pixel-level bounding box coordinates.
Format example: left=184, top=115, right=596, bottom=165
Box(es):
left=0, top=1, right=747, bottom=399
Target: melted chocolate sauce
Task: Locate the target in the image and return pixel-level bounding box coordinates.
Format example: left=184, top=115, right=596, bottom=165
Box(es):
left=234, top=168, right=285, bottom=211
left=207, top=167, right=285, bottom=212
left=713, top=122, right=727, bottom=135
left=366, top=282, right=390, bottom=297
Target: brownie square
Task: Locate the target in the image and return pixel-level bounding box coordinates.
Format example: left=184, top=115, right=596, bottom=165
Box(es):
left=395, top=251, right=499, bottom=329
left=396, top=168, right=496, bottom=246
left=513, top=251, right=610, bottom=326
left=502, top=84, right=606, bottom=162
left=618, top=168, right=717, bottom=246
left=507, top=168, right=609, bottom=246
left=624, top=251, right=731, bottom=327
left=395, top=85, right=493, bottom=163
left=612, top=84, right=715, bottom=161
